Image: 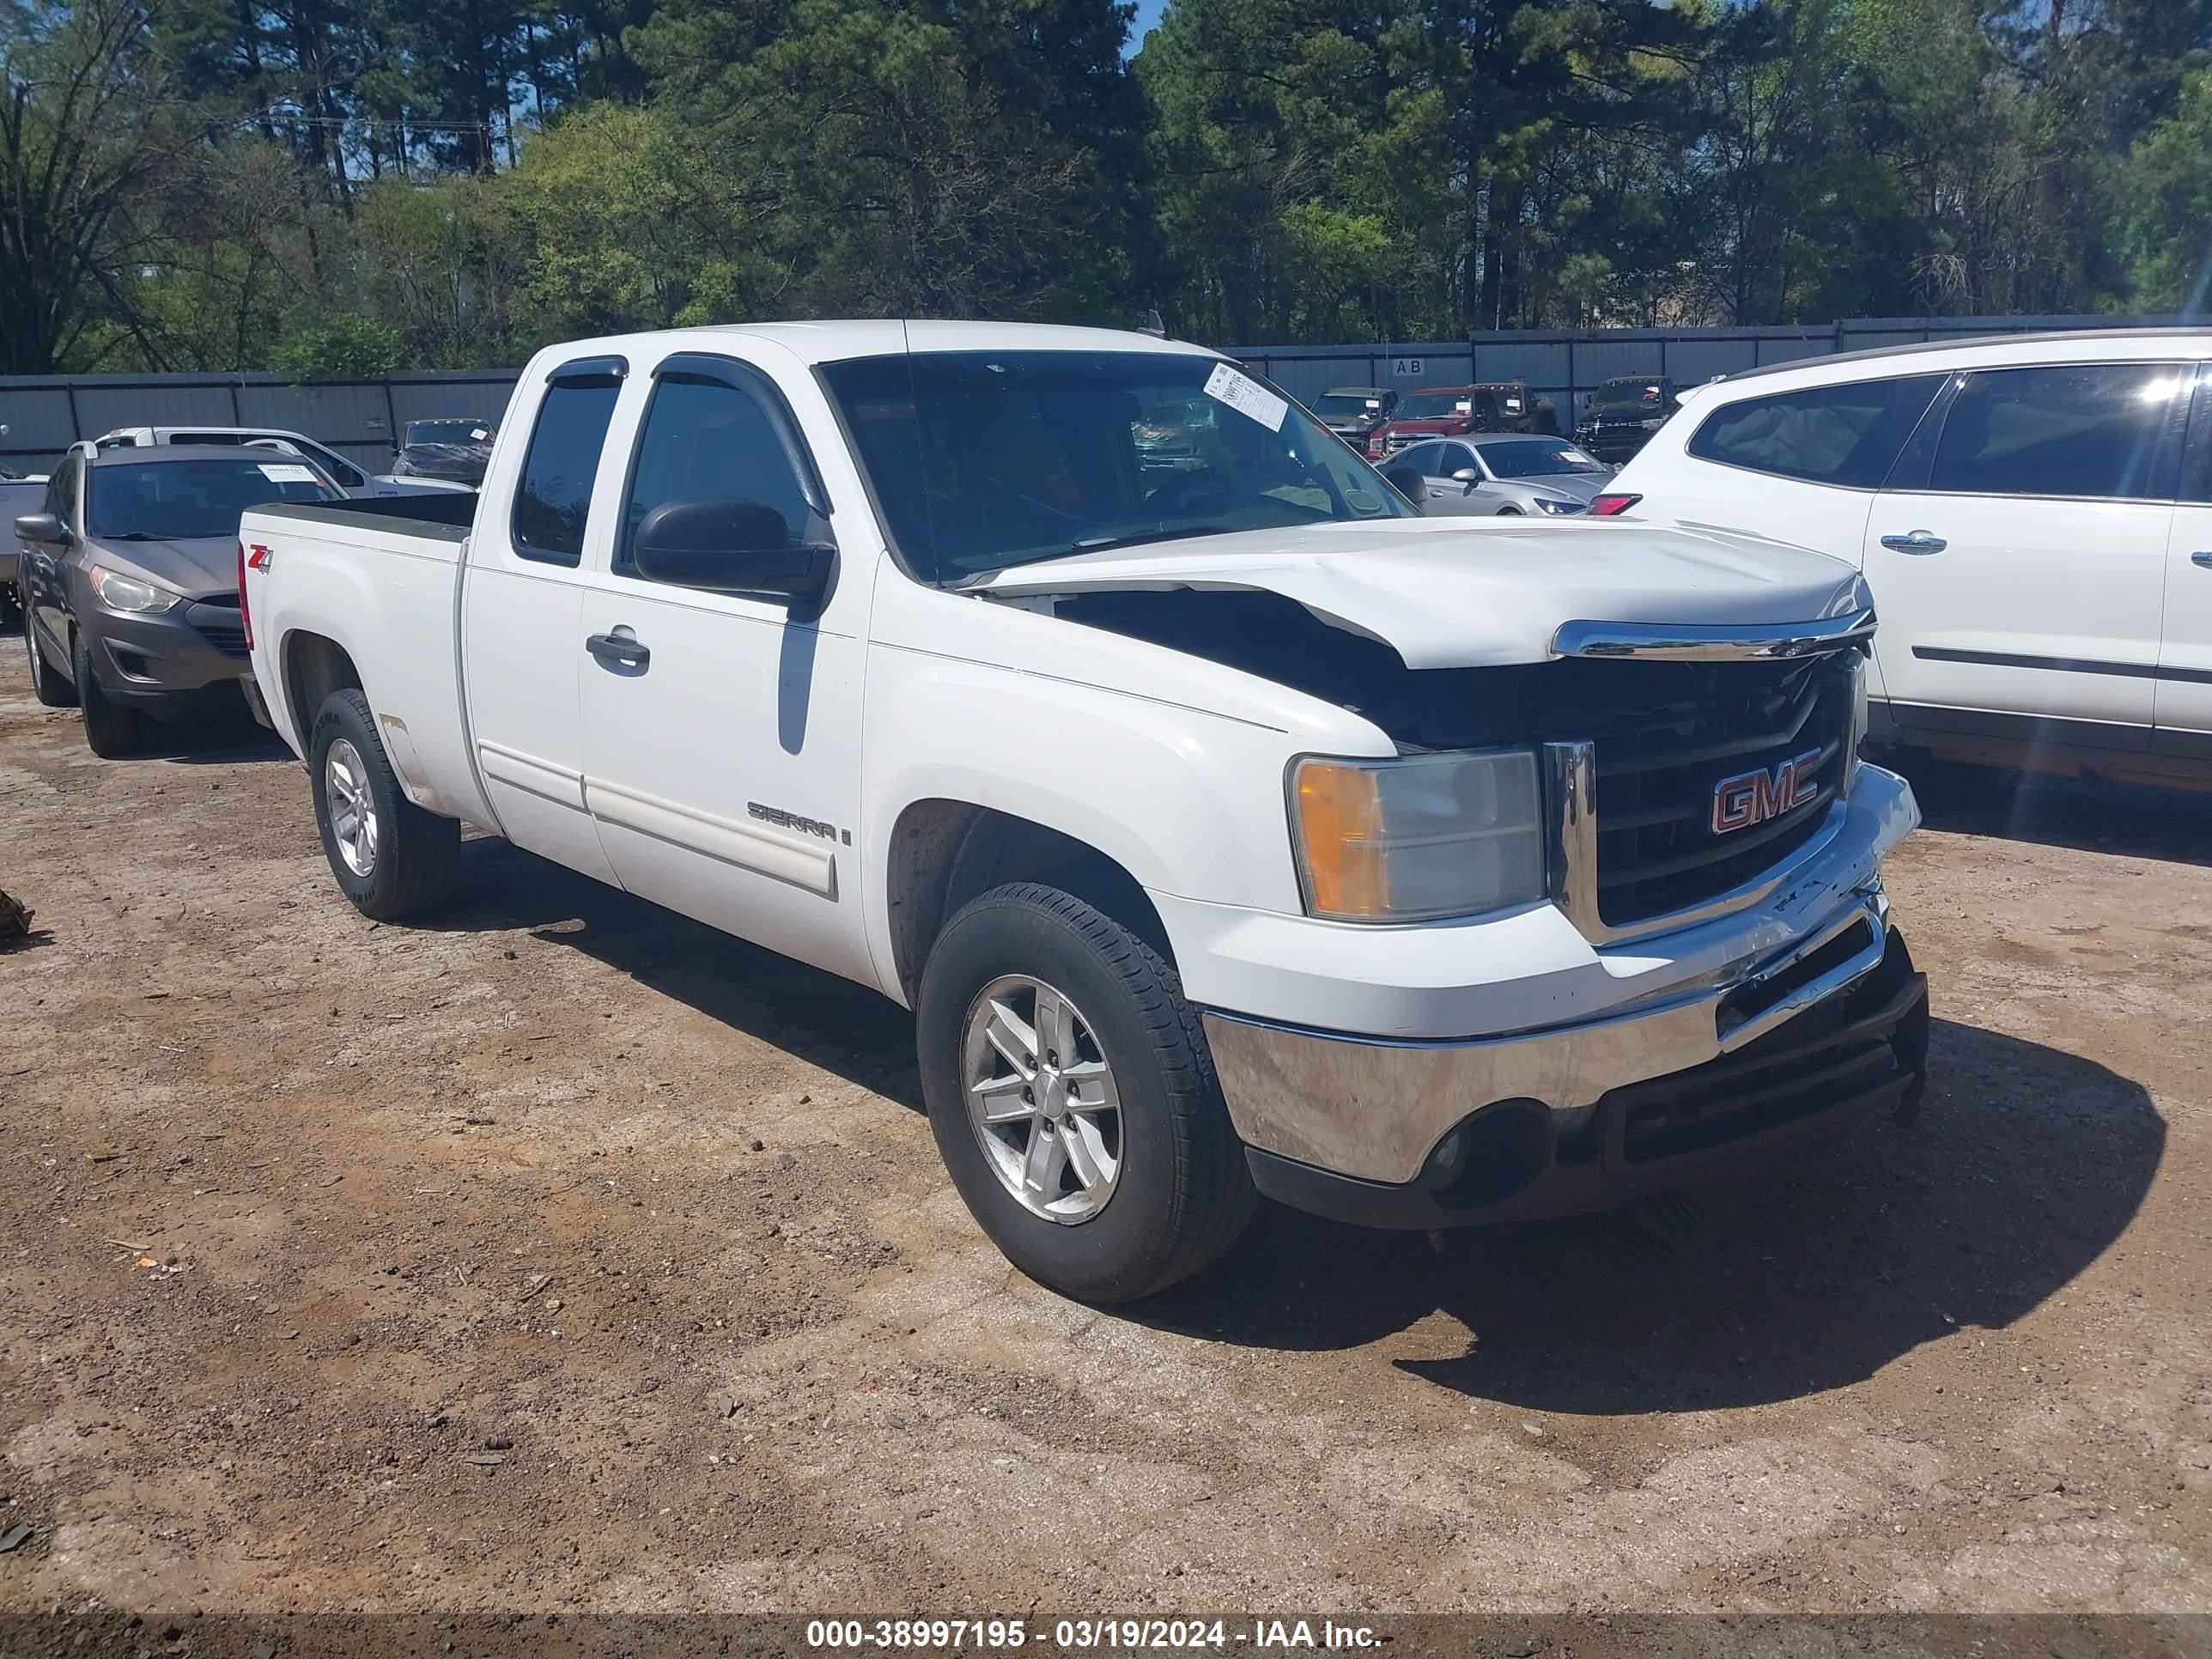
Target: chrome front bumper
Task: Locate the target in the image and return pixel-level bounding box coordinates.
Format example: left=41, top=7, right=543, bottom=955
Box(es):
left=1203, top=880, right=1906, bottom=1190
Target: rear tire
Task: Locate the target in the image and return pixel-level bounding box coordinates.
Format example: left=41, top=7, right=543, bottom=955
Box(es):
left=72, top=631, right=143, bottom=757
left=22, top=598, right=75, bottom=708
left=915, top=882, right=1255, bottom=1304
left=308, top=688, right=461, bottom=921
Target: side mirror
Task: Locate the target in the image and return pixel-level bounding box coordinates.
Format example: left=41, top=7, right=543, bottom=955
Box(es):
left=14, top=513, right=67, bottom=546
left=1449, top=468, right=1480, bottom=485
left=631, top=498, right=836, bottom=608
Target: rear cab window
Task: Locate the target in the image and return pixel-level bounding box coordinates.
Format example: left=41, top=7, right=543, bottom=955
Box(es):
left=1688, top=374, right=1947, bottom=487
left=511, top=360, right=626, bottom=566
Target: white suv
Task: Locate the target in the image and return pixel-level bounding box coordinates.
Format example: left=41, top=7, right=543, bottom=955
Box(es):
left=1605, top=329, right=2212, bottom=787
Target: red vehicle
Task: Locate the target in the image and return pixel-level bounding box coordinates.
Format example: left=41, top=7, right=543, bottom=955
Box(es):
left=1366, top=380, right=1556, bottom=458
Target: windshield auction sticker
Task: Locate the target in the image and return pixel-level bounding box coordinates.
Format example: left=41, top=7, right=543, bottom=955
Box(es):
left=257, top=463, right=322, bottom=483
left=1203, top=362, right=1288, bottom=433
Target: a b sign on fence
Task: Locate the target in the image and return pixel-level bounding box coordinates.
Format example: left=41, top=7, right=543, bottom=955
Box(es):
left=1390, top=358, right=1425, bottom=380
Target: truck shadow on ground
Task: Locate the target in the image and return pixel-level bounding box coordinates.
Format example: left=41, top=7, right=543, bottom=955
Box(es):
left=1883, top=752, right=2212, bottom=867
left=430, top=840, right=2161, bottom=1415
left=1140, top=1018, right=2163, bottom=1413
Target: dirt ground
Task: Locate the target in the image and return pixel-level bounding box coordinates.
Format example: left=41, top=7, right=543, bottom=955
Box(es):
left=1, top=646, right=2208, bottom=1628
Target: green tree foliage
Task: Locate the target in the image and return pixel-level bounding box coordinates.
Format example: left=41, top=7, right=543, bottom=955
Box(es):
left=1, top=0, right=2207, bottom=373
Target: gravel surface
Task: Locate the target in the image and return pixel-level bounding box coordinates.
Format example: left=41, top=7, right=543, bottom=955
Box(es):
left=1, top=650, right=2207, bottom=1620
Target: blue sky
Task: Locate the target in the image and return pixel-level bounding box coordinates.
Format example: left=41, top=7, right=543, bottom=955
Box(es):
left=1127, top=0, right=1168, bottom=53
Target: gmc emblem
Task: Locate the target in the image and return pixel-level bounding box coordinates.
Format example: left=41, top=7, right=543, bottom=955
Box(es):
left=1711, top=748, right=1822, bottom=836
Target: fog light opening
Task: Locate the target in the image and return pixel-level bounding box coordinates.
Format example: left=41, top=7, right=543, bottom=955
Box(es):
left=1430, top=1099, right=1554, bottom=1208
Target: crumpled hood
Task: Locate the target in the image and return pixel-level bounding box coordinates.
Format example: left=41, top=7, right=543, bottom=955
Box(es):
left=969, top=517, right=1869, bottom=670
left=91, top=534, right=237, bottom=599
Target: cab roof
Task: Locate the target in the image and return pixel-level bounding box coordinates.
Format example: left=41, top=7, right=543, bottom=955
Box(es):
left=531, top=319, right=1224, bottom=371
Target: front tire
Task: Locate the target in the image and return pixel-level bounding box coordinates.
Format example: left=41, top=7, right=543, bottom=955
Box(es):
left=72, top=631, right=143, bottom=757
left=308, top=688, right=461, bottom=921
left=915, top=883, right=1255, bottom=1304
left=23, top=599, right=75, bottom=708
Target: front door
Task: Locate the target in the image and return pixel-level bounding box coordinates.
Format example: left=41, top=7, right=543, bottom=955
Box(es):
left=574, top=349, right=875, bottom=986
left=1863, top=361, right=2183, bottom=740
left=2157, top=364, right=2212, bottom=754
left=457, top=358, right=627, bottom=883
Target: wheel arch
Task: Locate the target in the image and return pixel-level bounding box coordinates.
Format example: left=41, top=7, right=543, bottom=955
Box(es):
left=884, top=799, right=1173, bottom=1005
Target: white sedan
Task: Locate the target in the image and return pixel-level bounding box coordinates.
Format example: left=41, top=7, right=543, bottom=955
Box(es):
left=1379, top=434, right=1615, bottom=517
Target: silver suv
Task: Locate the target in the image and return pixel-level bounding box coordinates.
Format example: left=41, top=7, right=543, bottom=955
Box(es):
left=16, top=443, right=343, bottom=756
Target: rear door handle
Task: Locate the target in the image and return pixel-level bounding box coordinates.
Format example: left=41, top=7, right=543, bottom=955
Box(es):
left=586, top=630, right=648, bottom=669
left=2192, top=551, right=2212, bottom=569
left=1880, top=530, right=1947, bottom=554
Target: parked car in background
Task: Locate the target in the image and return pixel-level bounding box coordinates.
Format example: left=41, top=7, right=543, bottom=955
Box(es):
left=15, top=443, right=344, bottom=755
left=1577, top=375, right=1681, bottom=463
left=1, top=454, right=46, bottom=623
left=1604, top=327, right=2212, bottom=788
left=1382, top=434, right=1614, bottom=517
left=239, top=319, right=1927, bottom=1305
left=390, top=417, right=498, bottom=486
left=1308, top=386, right=1397, bottom=448
left=1367, top=380, right=1557, bottom=458
left=94, top=425, right=459, bottom=500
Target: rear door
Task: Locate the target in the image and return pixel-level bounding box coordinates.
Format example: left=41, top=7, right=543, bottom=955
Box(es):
left=1863, top=361, right=2185, bottom=738
left=2156, top=363, right=2212, bottom=754
left=457, top=356, right=628, bottom=884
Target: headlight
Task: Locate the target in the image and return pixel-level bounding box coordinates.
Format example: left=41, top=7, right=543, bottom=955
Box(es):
left=88, top=564, right=180, bottom=615
left=1534, top=497, right=1584, bottom=514
left=1290, top=749, right=1547, bottom=922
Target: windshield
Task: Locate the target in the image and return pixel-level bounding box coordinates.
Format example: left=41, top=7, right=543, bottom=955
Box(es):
left=406, top=420, right=492, bottom=446
left=1396, top=391, right=1479, bottom=419
left=1311, top=392, right=1383, bottom=416
left=86, top=458, right=341, bottom=539
left=1595, top=380, right=1667, bottom=410
left=821, top=350, right=1413, bottom=579
left=1473, top=438, right=1607, bottom=478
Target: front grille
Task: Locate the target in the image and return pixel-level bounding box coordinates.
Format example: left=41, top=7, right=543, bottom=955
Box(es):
left=1591, top=652, right=1853, bottom=927
left=185, top=596, right=247, bottom=659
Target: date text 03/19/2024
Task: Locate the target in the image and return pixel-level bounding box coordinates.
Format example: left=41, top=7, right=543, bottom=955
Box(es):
left=803, top=1620, right=1382, bottom=1650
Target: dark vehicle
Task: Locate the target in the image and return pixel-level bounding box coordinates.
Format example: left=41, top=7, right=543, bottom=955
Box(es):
left=15, top=443, right=343, bottom=756
left=1577, top=375, right=1681, bottom=463
left=1366, top=380, right=1556, bottom=458
left=391, top=417, right=498, bottom=486
left=1130, top=396, right=1218, bottom=471
left=1308, top=386, right=1397, bottom=447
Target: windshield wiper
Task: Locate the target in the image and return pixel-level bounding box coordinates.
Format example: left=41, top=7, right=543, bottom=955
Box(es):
left=1064, top=525, right=1236, bottom=556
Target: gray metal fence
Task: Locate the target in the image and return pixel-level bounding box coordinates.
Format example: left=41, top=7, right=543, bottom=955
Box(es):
left=1228, top=313, right=2192, bottom=428
left=0, top=313, right=2192, bottom=473
left=0, top=368, right=521, bottom=476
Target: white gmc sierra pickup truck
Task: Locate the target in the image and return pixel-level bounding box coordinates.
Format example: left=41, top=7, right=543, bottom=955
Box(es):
left=239, top=321, right=1929, bottom=1303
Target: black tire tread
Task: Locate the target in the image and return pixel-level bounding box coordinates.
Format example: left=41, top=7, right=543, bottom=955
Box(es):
left=310, top=689, right=462, bottom=921
left=72, top=630, right=141, bottom=756
left=929, top=882, right=1255, bottom=1300
left=23, top=600, right=76, bottom=708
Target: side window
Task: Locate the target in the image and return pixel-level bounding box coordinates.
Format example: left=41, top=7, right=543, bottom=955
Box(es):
left=1688, top=373, right=1945, bottom=487
left=1928, top=363, right=2183, bottom=501
left=1394, top=442, right=1437, bottom=477
left=42, top=455, right=79, bottom=526
left=510, top=371, right=623, bottom=566
left=1436, top=443, right=1477, bottom=477
left=2181, top=371, right=2212, bottom=505
left=616, top=368, right=824, bottom=581
left=306, top=444, right=365, bottom=489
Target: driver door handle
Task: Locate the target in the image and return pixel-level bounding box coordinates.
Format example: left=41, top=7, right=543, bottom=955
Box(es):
left=1880, top=530, right=1947, bottom=554
left=586, top=630, right=649, bottom=669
